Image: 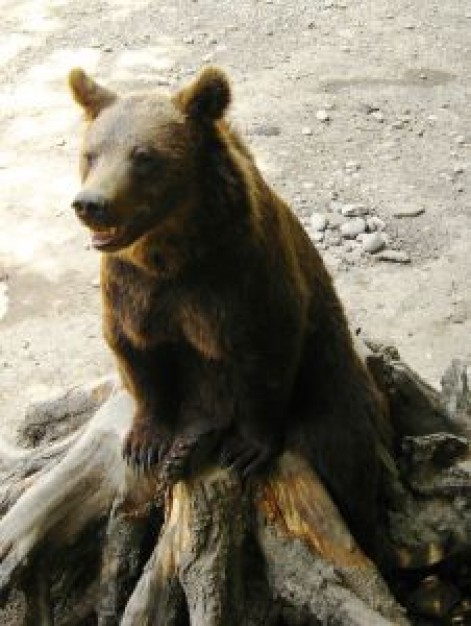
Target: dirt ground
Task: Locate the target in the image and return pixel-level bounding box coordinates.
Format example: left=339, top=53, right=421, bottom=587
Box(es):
left=0, top=0, right=470, bottom=441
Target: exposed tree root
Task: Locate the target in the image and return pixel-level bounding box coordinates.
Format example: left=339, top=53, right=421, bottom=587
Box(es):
left=0, top=343, right=470, bottom=625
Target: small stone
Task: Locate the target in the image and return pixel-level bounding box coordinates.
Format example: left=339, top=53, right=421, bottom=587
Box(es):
left=202, top=53, right=214, bottom=63
left=103, top=46, right=113, bottom=53
left=301, top=127, right=313, bottom=136
left=155, top=77, right=171, bottom=86
left=455, top=135, right=467, bottom=145
left=91, top=278, right=100, bottom=288
left=367, top=216, right=386, bottom=232
left=344, top=247, right=364, bottom=263
left=371, top=110, right=385, bottom=122
left=362, top=232, right=386, bottom=254
left=340, top=217, right=367, bottom=239
left=345, top=161, right=361, bottom=172
left=453, top=165, right=465, bottom=175
left=249, top=124, right=281, bottom=137
left=376, top=250, right=411, bottom=264
left=330, top=200, right=344, bottom=213
left=183, top=36, right=195, bottom=44
left=310, top=213, right=328, bottom=231
left=363, top=103, right=380, bottom=114
left=316, top=109, right=330, bottom=122
left=311, top=230, right=324, bottom=243
left=448, top=305, right=467, bottom=324
left=341, top=203, right=369, bottom=217
left=325, top=231, right=342, bottom=246
left=326, top=213, right=346, bottom=229
left=391, top=120, right=406, bottom=130
left=393, top=207, right=425, bottom=218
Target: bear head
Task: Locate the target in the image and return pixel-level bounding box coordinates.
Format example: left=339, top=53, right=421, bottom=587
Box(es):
left=69, top=67, right=231, bottom=255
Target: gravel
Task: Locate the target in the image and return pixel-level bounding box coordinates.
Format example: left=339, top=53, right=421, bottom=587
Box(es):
left=375, top=250, right=411, bottom=264
left=310, top=212, right=328, bottom=231
left=340, top=217, right=367, bottom=239
left=362, top=232, right=387, bottom=254
left=367, top=216, right=386, bottom=232
left=393, top=207, right=426, bottom=218
left=249, top=124, right=281, bottom=137
left=340, top=203, right=369, bottom=217
left=316, top=109, right=330, bottom=122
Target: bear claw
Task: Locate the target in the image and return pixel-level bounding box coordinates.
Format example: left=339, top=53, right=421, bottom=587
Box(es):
left=220, top=437, right=276, bottom=478
left=122, top=424, right=170, bottom=473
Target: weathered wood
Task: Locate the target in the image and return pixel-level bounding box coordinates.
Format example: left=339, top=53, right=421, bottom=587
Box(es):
left=19, top=376, right=117, bottom=448
left=361, top=338, right=461, bottom=438
left=0, top=391, right=132, bottom=598
left=257, top=453, right=408, bottom=625
left=0, top=345, right=470, bottom=625
left=98, top=497, right=162, bottom=626
left=440, top=359, right=471, bottom=437
left=122, top=469, right=267, bottom=626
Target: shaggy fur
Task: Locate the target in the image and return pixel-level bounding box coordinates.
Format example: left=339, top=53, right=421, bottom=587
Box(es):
left=69, top=67, right=392, bottom=556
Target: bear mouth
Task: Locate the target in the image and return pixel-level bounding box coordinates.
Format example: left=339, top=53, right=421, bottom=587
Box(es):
left=90, top=226, right=128, bottom=251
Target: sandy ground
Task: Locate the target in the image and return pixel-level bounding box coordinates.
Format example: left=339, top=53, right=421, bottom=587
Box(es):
left=0, top=0, right=470, bottom=441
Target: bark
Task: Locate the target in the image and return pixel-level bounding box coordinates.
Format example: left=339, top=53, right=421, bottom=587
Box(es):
left=0, top=343, right=469, bottom=625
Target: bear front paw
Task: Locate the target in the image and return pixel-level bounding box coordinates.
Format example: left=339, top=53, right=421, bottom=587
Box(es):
left=160, top=429, right=221, bottom=485
left=123, top=421, right=170, bottom=472
left=220, top=436, right=279, bottom=478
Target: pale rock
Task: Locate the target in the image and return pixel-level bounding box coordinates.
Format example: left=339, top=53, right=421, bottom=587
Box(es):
left=393, top=207, right=425, bottom=218
left=367, top=216, right=386, bottom=232
left=340, top=217, right=367, bottom=239
left=362, top=232, right=386, bottom=254
left=316, top=109, right=330, bottom=122
left=310, top=212, right=328, bottom=231
left=341, top=203, right=369, bottom=217
left=376, top=250, right=411, bottom=264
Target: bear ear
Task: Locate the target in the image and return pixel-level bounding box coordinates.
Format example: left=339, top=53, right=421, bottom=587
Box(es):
left=68, top=68, right=117, bottom=120
left=175, top=67, right=231, bottom=122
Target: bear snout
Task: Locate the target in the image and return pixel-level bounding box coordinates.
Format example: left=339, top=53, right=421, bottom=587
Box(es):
left=72, top=190, right=111, bottom=226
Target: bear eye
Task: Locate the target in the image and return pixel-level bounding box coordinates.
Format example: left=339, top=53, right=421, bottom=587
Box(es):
left=131, top=146, right=160, bottom=175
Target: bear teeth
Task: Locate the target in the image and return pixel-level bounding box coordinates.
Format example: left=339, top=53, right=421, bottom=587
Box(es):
left=91, top=227, right=122, bottom=248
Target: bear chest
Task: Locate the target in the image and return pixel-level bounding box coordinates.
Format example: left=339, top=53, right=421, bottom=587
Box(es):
left=102, top=263, right=181, bottom=349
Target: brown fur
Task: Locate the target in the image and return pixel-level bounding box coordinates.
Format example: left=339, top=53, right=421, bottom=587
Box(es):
left=69, top=67, right=393, bottom=556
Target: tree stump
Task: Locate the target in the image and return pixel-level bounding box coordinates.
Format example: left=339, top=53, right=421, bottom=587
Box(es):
left=0, top=341, right=470, bottom=625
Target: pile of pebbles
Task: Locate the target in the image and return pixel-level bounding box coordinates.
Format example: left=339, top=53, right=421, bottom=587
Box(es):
left=306, top=199, right=411, bottom=268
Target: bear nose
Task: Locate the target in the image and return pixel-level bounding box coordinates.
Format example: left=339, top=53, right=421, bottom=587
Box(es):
left=72, top=190, right=109, bottom=221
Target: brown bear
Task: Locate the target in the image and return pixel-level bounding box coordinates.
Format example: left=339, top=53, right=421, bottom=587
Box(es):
left=69, top=66, right=393, bottom=556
